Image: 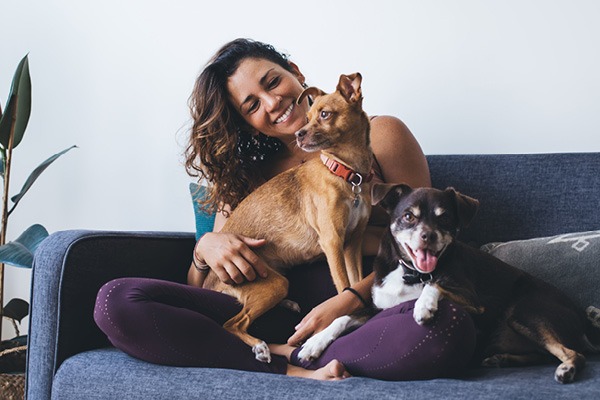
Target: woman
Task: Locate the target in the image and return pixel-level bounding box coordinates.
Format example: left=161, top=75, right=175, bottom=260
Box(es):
left=95, top=38, right=475, bottom=381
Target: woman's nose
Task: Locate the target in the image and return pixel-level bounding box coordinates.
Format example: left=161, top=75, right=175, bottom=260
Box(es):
left=264, top=94, right=282, bottom=112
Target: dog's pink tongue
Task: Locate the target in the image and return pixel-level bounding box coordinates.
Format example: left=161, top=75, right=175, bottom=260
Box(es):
left=414, top=249, right=438, bottom=273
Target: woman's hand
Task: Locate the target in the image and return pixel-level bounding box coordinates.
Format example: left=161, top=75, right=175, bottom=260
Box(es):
left=195, top=231, right=270, bottom=285
left=288, top=272, right=375, bottom=346
left=287, top=290, right=363, bottom=346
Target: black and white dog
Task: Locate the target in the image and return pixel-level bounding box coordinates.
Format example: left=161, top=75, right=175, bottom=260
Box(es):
left=298, top=184, right=600, bottom=384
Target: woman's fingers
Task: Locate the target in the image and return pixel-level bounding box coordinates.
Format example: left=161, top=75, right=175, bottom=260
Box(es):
left=197, top=233, right=269, bottom=284
left=288, top=314, right=316, bottom=346
left=239, top=237, right=269, bottom=278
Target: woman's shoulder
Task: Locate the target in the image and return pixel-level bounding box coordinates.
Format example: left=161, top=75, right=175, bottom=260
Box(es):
left=368, top=114, right=431, bottom=187
left=369, top=115, right=420, bottom=154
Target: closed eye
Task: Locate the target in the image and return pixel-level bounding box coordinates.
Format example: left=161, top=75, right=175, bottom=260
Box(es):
left=247, top=100, right=259, bottom=114
left=267, top=76, right=280, bottom=89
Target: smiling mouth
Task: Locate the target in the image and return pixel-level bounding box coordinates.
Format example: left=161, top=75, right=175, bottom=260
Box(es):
left=275, top=103, right=294, bottom=124
left=401, top=243, right=447, bottom=274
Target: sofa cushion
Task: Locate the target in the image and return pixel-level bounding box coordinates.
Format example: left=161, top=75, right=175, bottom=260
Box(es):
left=51, top=348, right=600, bottom=399
left=481, top=231, right=600, bottom=310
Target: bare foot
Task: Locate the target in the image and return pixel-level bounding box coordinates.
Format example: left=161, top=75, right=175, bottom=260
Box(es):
left=286, top=360, right=350, bottom=381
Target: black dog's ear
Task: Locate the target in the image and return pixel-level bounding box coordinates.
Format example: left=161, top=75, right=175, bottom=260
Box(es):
left=336, top=73, right=362, bottom=103
left=372, top=183, right=413, bottom=213
left=444, top=187, right=480, bottom=227
left=297, top=87, right=325, bottom=106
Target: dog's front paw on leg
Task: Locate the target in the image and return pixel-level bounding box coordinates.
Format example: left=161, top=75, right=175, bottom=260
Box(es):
left=413, top=303, right=436, bottom=325
left=252, top=341, right=271, bottom=363
left=413, top=284, right=440, bottom=325
left=413, top=297, right=437, bottom=325
left=297, top=334, right=329, bottom=362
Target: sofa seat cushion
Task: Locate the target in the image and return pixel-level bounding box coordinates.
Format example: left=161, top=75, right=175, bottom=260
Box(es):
left=481, top=230, right=600, bottom=310
left=51, top=348, right=600, bottom=399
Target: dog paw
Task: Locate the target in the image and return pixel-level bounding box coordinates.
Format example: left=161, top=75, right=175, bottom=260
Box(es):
left=297, top=334, right=331, bottom=361
left=279, top=299, right=301, bottom=313
left=555, top=363, right=576, bottom=384
left=252, top=341, right=271, bottom=363
left=481, top=355, right=506, bottom=368
left=586, top=306, right=600, bottom=328
left=413, top=300, right=437, bottom=325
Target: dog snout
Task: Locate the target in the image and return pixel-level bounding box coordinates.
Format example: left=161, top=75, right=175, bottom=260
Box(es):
left=295, top=129, right=307, bottom=139
left=421, top=231, right=438, bottom=243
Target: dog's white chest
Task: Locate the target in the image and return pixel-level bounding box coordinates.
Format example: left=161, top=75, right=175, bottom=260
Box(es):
left=372, top=263, right=424, bottom=310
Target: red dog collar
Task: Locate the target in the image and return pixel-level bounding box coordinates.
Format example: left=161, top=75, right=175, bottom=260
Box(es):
left=320, top=154, right=374, bottom=186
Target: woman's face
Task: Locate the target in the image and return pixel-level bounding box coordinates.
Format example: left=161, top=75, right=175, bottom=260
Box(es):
left=227, top=58, right=309, bottom=141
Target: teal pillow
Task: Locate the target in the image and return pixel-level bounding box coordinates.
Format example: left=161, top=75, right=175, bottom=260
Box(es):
left=189, top=182, right=216, bottom=240
left=481, top=231, right=600, bottom=311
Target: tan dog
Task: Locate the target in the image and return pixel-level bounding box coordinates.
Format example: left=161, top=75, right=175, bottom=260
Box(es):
left=202, top=73, right=373, bottom=362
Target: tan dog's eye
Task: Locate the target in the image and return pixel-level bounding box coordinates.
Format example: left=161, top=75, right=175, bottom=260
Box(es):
left=320, top=110, right=332, bottom=120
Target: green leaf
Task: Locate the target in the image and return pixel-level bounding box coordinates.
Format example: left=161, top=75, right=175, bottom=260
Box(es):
left=0, top=95, right=16, bottom=149
left=2, top=298, right=29, bottom=322
left=0, top=224, right=48, bottom=268
left=0, top=55, right=31, bottom=149
left=9, top=145, right=77, bottom=216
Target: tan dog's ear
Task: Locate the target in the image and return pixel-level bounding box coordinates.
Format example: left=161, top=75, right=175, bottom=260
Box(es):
left=336, top=73, right=363, bottom=103
left=444, top=187, right=480, bottom=228
left=372, top=183, right=412, bottom=213
left=297, top=87, right=325, bottom=106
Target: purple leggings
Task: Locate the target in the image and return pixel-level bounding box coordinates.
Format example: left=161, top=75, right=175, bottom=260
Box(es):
left=94, top=263, right=475, bottom=380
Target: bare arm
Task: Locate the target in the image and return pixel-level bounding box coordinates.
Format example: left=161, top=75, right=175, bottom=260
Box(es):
left=369, top=115, right=431, bottom=188
left=360, top=116, right=430, bottom=256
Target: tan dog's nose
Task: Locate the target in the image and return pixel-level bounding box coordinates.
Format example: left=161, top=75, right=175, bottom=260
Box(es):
left=295, top=129, right=307, bottom=139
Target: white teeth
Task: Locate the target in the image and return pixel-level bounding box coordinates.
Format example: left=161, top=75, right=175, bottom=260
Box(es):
left=275, top=103, right=293, bottom=124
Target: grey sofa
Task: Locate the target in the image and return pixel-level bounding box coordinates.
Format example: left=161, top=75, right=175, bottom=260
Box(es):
left=26, top=153, right=600, bottom=399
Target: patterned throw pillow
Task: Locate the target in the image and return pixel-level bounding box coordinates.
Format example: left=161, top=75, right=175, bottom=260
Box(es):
left=481, top=231, right=600, bottom=311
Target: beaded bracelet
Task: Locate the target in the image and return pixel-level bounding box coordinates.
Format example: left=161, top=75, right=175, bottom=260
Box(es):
left=192, top=233, right=210, bottom=272
left=343, top=287, right=369, bottom=308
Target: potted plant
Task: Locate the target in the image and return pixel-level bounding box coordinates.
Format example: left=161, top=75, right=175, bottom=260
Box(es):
left=0, top=54, right=75, bottom=349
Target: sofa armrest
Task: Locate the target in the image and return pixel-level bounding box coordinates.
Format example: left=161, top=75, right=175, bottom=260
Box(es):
left=26, top=230, right=195, bottom=400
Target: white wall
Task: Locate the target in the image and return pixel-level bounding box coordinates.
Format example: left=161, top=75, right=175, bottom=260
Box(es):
left=2, top=0, right=599, bottom=339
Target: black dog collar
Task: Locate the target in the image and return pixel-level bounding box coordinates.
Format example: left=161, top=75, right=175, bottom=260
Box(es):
left=399, top=259, right=434, bottom=284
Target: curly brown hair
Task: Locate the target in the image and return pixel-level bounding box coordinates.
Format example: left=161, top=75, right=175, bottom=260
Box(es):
left=185, top=38, right=296, bottom=215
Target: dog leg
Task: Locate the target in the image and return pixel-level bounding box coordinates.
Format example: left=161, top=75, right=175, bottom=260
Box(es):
left=320, top=234, right=352, bottom=293
left=343, top=215, right=368, bottom=286
left=222, top=272, right=289, bottom=363
left=482, top=353, right=549, bottom=368
left=298, top=315, right=366, bottom=361
left=343, top=235, right=364, bottom=286
left=506, top=315, right=586, bottom=384
left=413, top=284, right=441, bottom=325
